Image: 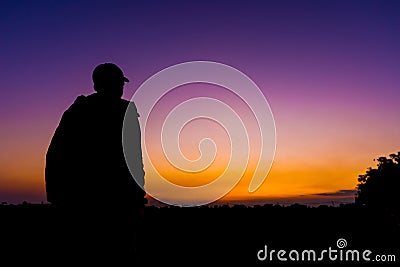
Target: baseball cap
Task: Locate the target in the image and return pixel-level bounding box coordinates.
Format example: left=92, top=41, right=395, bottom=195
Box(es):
left=92, top=63, right=130, bottom=85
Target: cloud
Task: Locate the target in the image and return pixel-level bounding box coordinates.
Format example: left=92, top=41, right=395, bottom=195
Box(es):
left=313, top=189, right=357, bottom=197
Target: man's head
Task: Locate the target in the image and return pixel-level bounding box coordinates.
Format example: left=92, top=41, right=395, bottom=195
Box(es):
left=92, top=63, right=129, bottom=98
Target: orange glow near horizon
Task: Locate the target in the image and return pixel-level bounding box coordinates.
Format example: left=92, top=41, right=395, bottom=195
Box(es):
left=0, top=131, right=396, bottom=205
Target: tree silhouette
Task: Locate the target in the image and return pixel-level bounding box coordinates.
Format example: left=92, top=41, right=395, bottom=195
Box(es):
left=356, top=152, right=400, bottom=215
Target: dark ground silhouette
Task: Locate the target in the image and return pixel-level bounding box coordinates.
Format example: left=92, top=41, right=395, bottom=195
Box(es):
left=1, top=202, right=399, bottom=266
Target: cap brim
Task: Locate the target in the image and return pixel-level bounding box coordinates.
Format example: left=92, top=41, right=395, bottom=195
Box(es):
left=123, top=77, right=130, bottom=83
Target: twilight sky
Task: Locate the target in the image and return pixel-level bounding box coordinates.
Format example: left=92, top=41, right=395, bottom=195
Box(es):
left=0, top=0, right=399, bottom=205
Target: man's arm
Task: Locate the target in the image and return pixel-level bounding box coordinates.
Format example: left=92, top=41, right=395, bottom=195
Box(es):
left=45, top=111, right=70, bottom=204
left=123, top=101, right=146, bottom=203
left=45, top=97, right=85, bottom=204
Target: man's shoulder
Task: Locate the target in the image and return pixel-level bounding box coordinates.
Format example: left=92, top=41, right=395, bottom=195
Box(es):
left=66, top=94, right=137, bottom=114
left=121, top=98, right=137, bottom=106
left=70, top=93, right=101, bottom=110
left=66, top=94, right=88, bottom=107
left=58, top=95, right=82, bottom=120
left=65, top=94, right=89, bottom=113
left=121, top=98, right=130, bottom=104
left=73, top=94, right=88, bottom=105
left=120, top=98, right=130, bottom=107
left=121, top=98, right=138, bottom=111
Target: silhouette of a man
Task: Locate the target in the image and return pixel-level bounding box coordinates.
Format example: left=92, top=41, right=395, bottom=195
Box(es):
left=45, top=63, right=146, bottom=264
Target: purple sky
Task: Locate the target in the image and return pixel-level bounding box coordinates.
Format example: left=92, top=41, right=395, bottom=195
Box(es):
left=0, top=0, right=399, bottom=204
